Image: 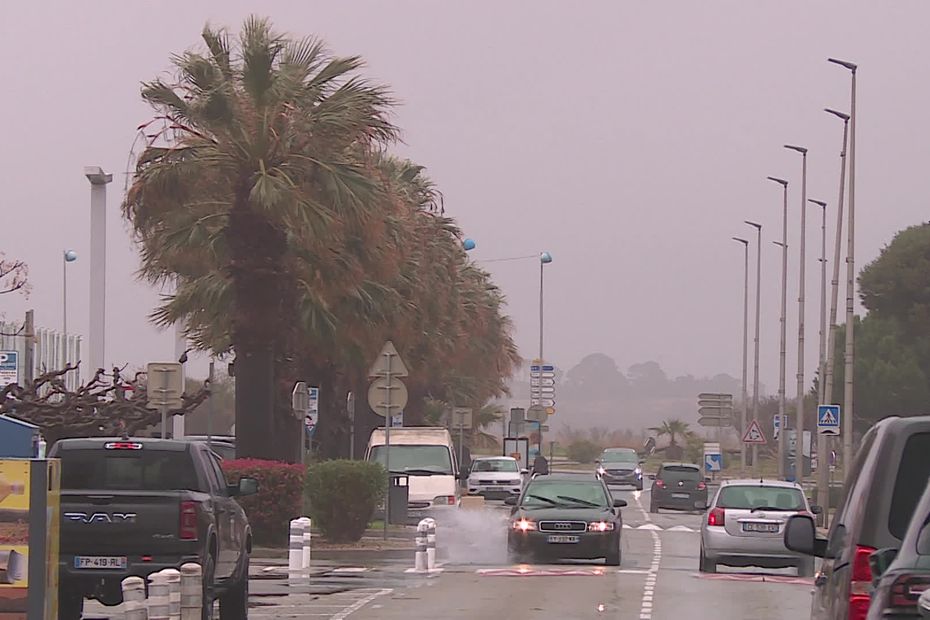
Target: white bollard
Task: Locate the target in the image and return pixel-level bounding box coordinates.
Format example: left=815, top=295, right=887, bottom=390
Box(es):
left=414, top=519, right=429, bottom=572
left=288, top=518, right=304, bottom=573
left=161, top=568, right=181, bottom=619
left=147, top=570, right=171, bottom=620
left=425, top=518, right=437, bottom=571
left=179, top=563, right=202, bottom=620
left=121, top=576, right=148, bottom=620
left=300, top=517, right=312, bottom=569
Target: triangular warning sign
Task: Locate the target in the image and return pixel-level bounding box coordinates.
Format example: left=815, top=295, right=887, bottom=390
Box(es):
left=742, top=419, right=767, bottom=444
left=368, top=341, right=409, bottom=378
left=819, top=409, right=837, bottom=425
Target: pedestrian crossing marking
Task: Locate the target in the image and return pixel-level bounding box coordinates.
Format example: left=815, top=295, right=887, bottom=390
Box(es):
left=818, top=408, right=837, bottom=425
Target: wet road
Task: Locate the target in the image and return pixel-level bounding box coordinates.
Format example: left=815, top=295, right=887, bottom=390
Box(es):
left=84, top=486, right=816, bottom=619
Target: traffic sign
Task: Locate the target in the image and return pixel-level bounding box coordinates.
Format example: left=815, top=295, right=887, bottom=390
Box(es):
left=698, top=406, right=732, bottom=417
left=742, top=419, right=767, bottom=444
left=0, top=351, right=18, bottom=387
left=698, top=399, right=733, bottom=408
left=698, top=416, right=733, bottom=428
left=531, top=398, right=556, bottom=408
left=527, top=404, right=547, bottom=422
left=367, top=377, right=408, bottom=417
left=817, top=405, right=841, bottom=435
left=146, top=362, right=185, bottom=409
left=452, top=407, right=473, bottom=430
left=292, top=381, right=310, bottom=417
left=368, top=341, right=409, bottom=378
left=307, top=386, right=320, bottom=430
left=703, top=442, right=722, bottom=472
left=698, top=393, right=733, bottom=401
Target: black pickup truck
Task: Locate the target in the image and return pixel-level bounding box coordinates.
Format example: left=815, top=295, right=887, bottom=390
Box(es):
left=49, top=437, right=257, bottom=620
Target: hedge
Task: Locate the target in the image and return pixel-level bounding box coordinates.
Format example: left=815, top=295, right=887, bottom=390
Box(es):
left=305, top=460, right=386, bottom=543
left=221, top=458, right=304, bottom=546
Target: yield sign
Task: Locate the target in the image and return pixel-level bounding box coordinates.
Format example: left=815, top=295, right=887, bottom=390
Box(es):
left=742, top=419, right=767, bottom=445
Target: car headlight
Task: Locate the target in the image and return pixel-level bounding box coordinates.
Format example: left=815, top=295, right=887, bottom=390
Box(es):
left=597, top=466, right=606, bottom=475
left=587, top=521, right=616, bottom=532
left=512, top=518, right=537, bottom=532
left=634, top=466, right=642, bottom=476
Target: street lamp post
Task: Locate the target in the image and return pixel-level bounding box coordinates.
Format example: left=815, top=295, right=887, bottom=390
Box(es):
left=539, top=252, right=553, bottom=360
left=744, top=220, right=763, bottom=472
left=828, top=57, right=857, bottom=471
left=732, top=237, right=750, bottom=474
left=785, top=144, right=808, bottom=481
left=63, top=250, right=77, bottom=383
left=768, top=176, right=789, bottom=479
left=810, top=198, right=829, bottom=520
left=84, top=166, right=112, bottom=374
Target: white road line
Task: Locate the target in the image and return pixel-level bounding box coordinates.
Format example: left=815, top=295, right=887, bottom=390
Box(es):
left=633, top=493, right=662, bottom=620
left=331, top=588, right=393, bottom=620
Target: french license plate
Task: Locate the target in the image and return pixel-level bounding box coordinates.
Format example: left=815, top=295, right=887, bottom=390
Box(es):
left=547, top=535, right=580, bottom=544
left=671, top=493, right=689, bottom=499
left=74, top=556, right=128, bottom=569
left=742, top=522, right=779, bottom=533
left=485, top=486, right=504, bottom=491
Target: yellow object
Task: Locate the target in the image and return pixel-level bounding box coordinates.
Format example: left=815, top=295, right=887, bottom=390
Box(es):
left=0, top=461, right=30, bottom=510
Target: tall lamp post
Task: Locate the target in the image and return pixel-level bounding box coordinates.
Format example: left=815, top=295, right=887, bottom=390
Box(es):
left=63, top=250, right=77, bottom=385
left=785, top=144, right=808, bottom=481
left=828, top=57, right=857, bottom=471
left=732, top=237, right=750, bottom=474
left=810, top=198, right=829, bottom=519
left=744, top=220, right=763, bottom=471
left=84, top=166, right=112, bottom=375
left=768, top=176, right=789, bottom=479
left=539, top=251, right=553, bottom=360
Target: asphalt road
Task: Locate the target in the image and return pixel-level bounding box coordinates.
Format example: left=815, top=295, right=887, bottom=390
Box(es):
left=84, top=486, right=816, bottom=619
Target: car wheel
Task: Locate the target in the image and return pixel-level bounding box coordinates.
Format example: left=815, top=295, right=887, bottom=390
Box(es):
left=649, top=500, right=658, bottom=513
left=202, top=551, right=216, bottom=620
left=58, top=587, right=83, bottom=620
left=219, top=552, right=249, bottom=620
left=636, top=483, right=643, bottom=491
left=797, top=558, right=815, bottom=578
left=699, top=545, right=716, bottom=573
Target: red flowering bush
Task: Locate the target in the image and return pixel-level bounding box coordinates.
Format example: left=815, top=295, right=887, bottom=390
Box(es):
left=221, top=459, right=305, bottom=546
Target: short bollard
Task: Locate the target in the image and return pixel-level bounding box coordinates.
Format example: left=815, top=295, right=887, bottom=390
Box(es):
left=147, top=570, right=171, bottom=620
left=179, top=563, right=202, bottom=620
left=161, top=568, right=181, bottom=619
left=414, top=519, right=429, bottom=572
left=299, top=516, right=312, bottom=569
left=121, top=576, right=147, bottom=620
left=425, top=518, right=437, bottom=571
left=288, top=518, right=304, bottom=572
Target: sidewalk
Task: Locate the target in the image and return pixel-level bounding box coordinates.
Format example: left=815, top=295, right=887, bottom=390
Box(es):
left=253, top=526, right=417, bottom=561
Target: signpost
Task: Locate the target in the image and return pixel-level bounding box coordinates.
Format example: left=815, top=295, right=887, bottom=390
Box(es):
left=292, top=382, right=310, bottom=464
left=146, top=362, right=184, bottom=439
left=529, top=361, right=556, bottom=414
left=0, top=351, right=18, bottom=387
left=368, top=341, right=409, bottom=539
left=452, top=407, right=473, bottom=473
left=697, top=393, right=733, bottom=430
left=817, top=405, right=841, bottom=436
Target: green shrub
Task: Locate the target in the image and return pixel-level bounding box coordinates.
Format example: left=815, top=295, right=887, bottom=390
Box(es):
left=221, top=459, right=305, bottom=546
left=566, top=439, right=601, bottom=464
left=305, top=460, right=386, bottom=543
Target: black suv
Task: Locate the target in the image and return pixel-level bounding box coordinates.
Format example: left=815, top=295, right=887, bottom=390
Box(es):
left=784, top=415, right=930, bottom=620
left=649, top=463, right=707, bottom=513
left=506, top=473, right=626, bottom=566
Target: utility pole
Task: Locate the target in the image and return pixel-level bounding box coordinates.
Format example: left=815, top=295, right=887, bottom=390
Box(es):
left=732, top=236, right=750, bottom=474
left=768, top=176, right=789, bottom=479
left=810, top=198, right=829, bottom=523
left=785, top=145, right=808, bottom=482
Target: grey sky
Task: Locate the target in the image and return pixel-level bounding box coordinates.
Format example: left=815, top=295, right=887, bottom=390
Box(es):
left=1, top=2, right=927, bottom=392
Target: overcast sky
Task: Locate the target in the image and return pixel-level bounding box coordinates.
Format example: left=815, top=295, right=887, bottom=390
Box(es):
left=1, top=2, right=927, bottom=392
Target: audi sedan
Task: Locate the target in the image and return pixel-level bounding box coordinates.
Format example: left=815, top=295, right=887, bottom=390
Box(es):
left=700, top=478, right=821, bottom=576
left=505, top=473, right=626, bottom=566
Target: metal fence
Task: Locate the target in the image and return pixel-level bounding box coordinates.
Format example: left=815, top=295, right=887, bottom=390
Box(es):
left=0, top=320, right=82, bottom=390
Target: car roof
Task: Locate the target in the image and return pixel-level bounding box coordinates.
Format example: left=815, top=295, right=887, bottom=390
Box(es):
left=530, top=472, right=602, bottom=482
left=473, top=455, right=516, bottom=461
left=660, top=462, right=701, bottom=469
left=602, top=447, right=636, bottom=452
left=52, top=437, right=192, bottom=452
left=721, top=479, right=803, bottom=489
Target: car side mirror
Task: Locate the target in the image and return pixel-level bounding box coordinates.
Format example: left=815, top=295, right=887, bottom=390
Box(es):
left=520, top=469, right=529, bottom=475
left=231, top=477, right=258, bottom=497
left=918, top=589, right=930, bottom=618
left=869, top=547, right=898, bottom=580
left=784, top=514, right=826, bottom=557
left=613, top=499, right=627, bottom=508
left=810, top=505, right=823, bottom=515
left=504, top=496, right=518, bottom=506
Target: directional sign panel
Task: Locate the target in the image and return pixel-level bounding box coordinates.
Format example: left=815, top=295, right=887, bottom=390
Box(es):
left=699, top=406, right=732, bottom=417
left=817, top=405, right=841, bottom=436
left=698, top=393, right=733, bottom=401
left=698, top=400, right=734, bottom=408
left=698, top=416, right=733, bottom=428
left=742, top=419, right=767, bottom=445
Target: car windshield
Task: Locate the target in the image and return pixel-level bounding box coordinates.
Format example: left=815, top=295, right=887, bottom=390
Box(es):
left=600, top=450, right=638, bottom=464
left=472, top=459, right=518, bottom=473
left=717, top=485, right=806, bottom=511
left=659, top=466, right=701, bottom=483
left=59, top=449, right=201, bottom=492
left=522, top=480, right=609, bottom=508
left=368, top=445, right=453, bottom=475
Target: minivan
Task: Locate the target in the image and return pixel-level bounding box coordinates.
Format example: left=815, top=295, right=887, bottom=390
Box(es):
left=366, top=427, right=460, bottom=522
left=784, top=415, right=930, bottom=620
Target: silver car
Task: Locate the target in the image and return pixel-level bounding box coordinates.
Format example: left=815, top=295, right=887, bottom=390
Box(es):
left=700, top=479, right=821, bottom=576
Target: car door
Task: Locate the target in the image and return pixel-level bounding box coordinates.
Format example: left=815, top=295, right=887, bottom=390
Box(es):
left=201, top=449, right=236, bottom=579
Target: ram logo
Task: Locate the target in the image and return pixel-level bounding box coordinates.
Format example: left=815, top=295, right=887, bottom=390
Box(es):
left=64, top=512, right=137, bottom=524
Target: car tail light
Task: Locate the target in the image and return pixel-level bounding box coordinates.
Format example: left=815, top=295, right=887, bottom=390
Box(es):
left=432, top=495, right=456, bottom=506
left=179, top=501, right=198, bottom=540
left=104, top=441, right=143, bottom=450
left=848, top=544, right=877, bottom=620
left=697, top=481, right=706, bottom=491
left=655, top=479, right=665, bottom=489
left=886, top=573, right=930, bottom=611
left=707, top=507, right=725, bottom=527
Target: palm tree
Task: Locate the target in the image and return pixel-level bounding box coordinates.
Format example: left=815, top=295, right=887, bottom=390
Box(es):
left=648, top=419, right=693, bottom=447
left=123, top=17, right=396, bottom=459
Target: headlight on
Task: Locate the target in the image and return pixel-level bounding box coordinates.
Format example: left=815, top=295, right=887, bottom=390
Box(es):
left=597, top=466, right=606, bottom=475
left=512, top=518, right=537, bottom=532
left=587, top=521, right=616, bottom=532
left=634, top=466, right=642, bottom=476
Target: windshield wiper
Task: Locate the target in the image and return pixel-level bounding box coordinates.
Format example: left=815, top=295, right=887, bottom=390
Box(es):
left=391, top=468, right=449, bottom=476
left=526, top=494, right=559, bottom=505
left=749, top=505, right=793, bottom=513
left=556, top=495, right=600, bottom=507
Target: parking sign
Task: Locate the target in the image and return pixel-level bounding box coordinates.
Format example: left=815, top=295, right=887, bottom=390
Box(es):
left=0, top=351, right=18, bottom=387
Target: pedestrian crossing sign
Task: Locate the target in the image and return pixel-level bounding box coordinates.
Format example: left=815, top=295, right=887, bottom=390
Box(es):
left=742, top=419, right=767, bottom=444
left=817, top=405, right=841, bottom=436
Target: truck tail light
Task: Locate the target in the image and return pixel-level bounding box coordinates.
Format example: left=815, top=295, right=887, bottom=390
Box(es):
left=887, top=573, right=930, bottom=611
left=432, top=495, right=456, bottom=506
left=179, top=501, right=198, bottom=540
left=848, top=544, right=877, bottom=620
left=707, top=507, right=725, bottom=527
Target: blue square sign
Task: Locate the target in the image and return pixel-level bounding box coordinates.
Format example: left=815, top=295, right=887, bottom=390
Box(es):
left=817, top=405, right=841, bottom=436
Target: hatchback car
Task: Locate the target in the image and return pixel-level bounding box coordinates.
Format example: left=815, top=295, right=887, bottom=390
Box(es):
left=784, top=415, right=930, bottom=620
left=650, top=463, right=707, bottom=513
left=596, top=448, right=644, bottom=490
left=866, top=480, right=930, bottom=619
left=700, top=479, right=820, bottom=576
left=506, top=473, right=626, bottom=565
left=466, top=456, right=526, bottom=500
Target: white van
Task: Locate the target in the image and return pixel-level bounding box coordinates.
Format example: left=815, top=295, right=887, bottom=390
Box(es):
left=366, top=427, right=460, bottom=522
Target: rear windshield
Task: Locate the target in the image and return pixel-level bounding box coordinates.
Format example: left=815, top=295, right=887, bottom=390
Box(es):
left=472, top=459, right=518, bottom=473
left=888, top=432, right=930, bottom=539
left=659, top=466, right=701, bottom=483
left=59, top=449, right=200, bottom=492
left=717, top=486, right=805, bottom=511
left=523, top=480, right=610, bottom=508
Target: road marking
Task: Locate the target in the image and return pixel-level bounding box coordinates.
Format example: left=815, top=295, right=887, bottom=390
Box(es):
left=636, top=524, right=662, bottom=530
left=633, top=493, right=662, bottom=620
left=477, top=567, right=607, bottom=576
left=331, top=588, right=393, bottom=620
left=666, top=525, right=696, bottom=532
left=331, top=567, right=370, bottom=573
